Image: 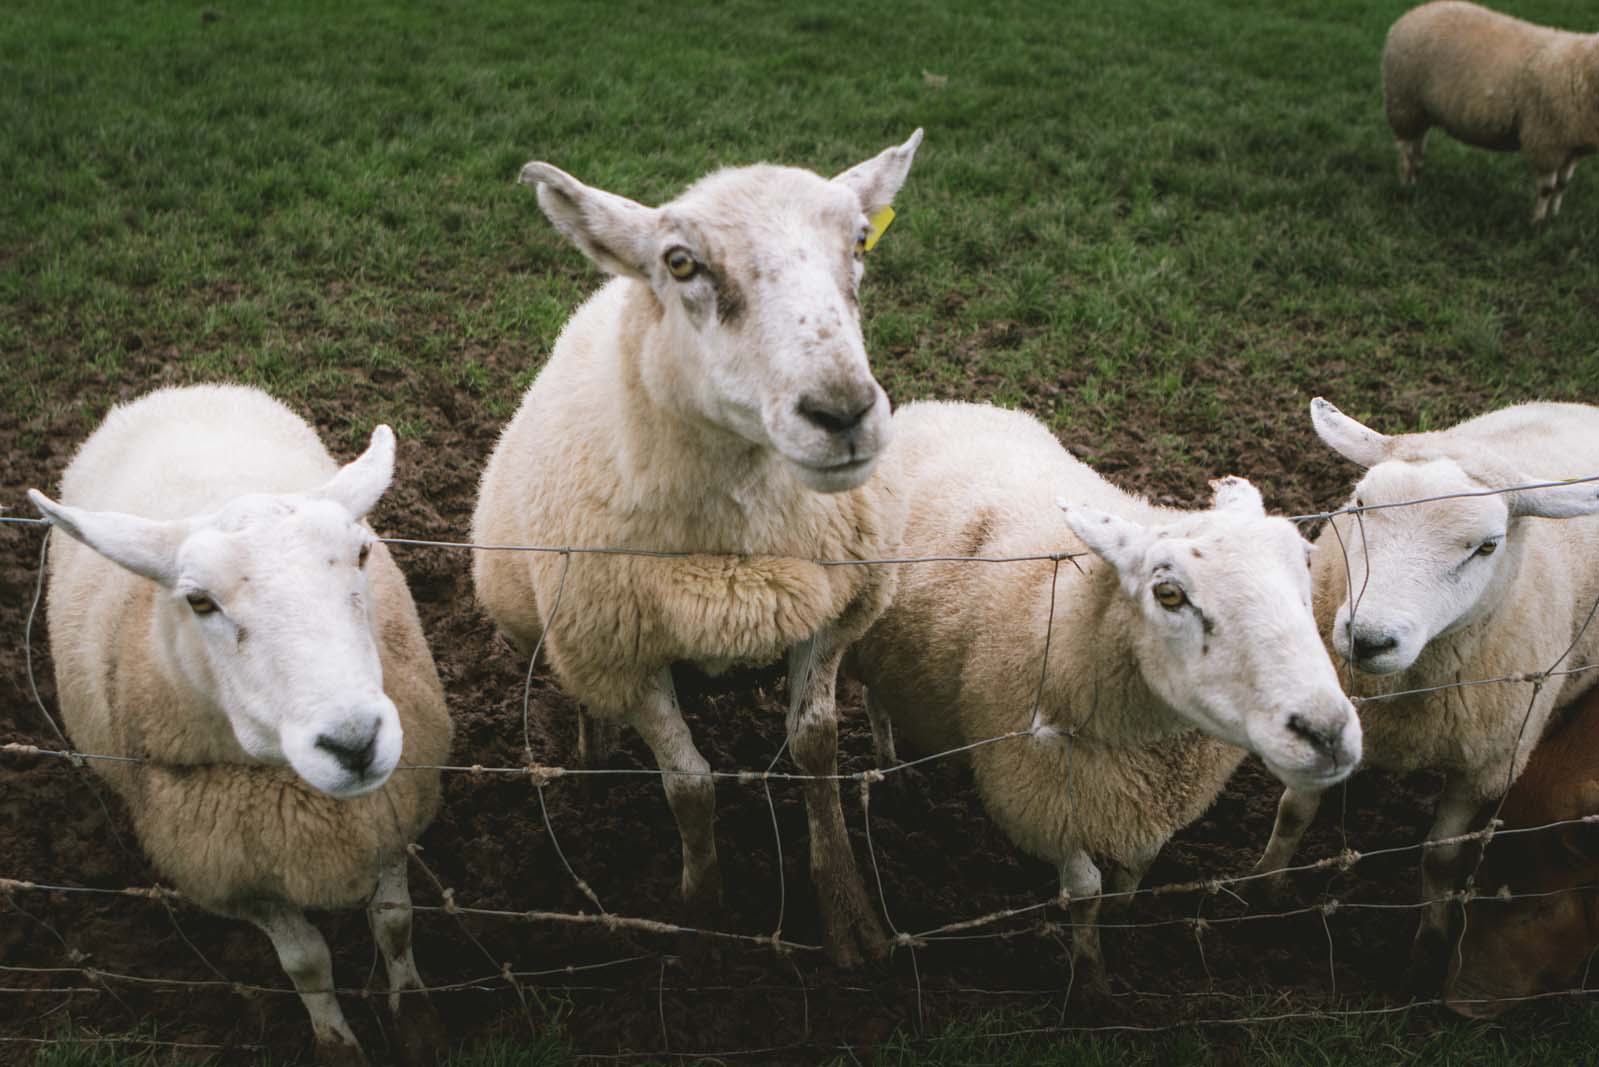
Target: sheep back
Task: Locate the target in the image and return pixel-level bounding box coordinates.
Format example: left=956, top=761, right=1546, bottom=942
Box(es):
left=1383, top=1, right=1599, bottom=168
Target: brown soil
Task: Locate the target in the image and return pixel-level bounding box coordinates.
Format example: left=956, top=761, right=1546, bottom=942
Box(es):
left=0, top=353, right=1577, bottom=1065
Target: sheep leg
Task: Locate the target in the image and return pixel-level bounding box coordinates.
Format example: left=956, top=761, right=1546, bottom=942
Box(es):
left=787, top=631, right=888, bottom=967
left=368, top=858, right=446, bottom=1067
left=863, top=688, right=898, bottom=767
left=576, top=708, right=621, bottom=768
left=247, top=903, right=367, bottom=1067
left=628, top=667, right=722, bottom=911
left=1101, top=841, right=1160, bottom=922
left=1396, top=134, right=1426, bottom=186
left=1059, top=850, right=1109, bottom=994
left=1553, top=157, right=1580, bottom=218
left=1410, top=779, right=1499, bottom=994
left=1247, top=787, right=1324, bottom=905
left=1532, top=170, right=1561, bottom=225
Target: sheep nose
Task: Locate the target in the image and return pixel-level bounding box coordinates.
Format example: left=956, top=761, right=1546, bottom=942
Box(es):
left=1286, top=714, right=1345, bottom=765
left=1351, top=629, right=1399, bottom=661
left=797, top=393, right=876, bottom=436
left=315, top=717, right=382, bottom=775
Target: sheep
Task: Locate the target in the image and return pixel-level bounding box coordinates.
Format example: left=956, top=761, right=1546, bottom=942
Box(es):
left=846, top=401, right=1362, bottom=985
left=1249, top=397, right=1599, bottom=991
left=29, top=384, right=453, bottom=1067
left=1382, top=0, right=1599, bottom=224
left=472, top=131, right=924, bottom=967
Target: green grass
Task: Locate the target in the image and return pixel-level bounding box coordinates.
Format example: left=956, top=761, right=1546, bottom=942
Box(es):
left=8, top=0, right=1599, bottom=1063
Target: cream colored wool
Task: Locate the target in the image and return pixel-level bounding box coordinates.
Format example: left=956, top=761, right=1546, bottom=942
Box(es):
left=474, top=281, right=904, bottom=715
left=1383, top=1, right=1599, bottom=222
left=45, top=385, right=451, bottom=916
left=845, top=401, right=1381, bottom=983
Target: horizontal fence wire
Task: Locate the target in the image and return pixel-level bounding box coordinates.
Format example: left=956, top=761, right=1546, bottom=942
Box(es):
left=5, top=472, right=1599, bottom=1059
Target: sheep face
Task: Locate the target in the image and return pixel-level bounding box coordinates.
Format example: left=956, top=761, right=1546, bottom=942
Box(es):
left=518, top=130, right=923, bottom=493
left=1064, top=478, right=1361, bottom=793
left=1311, top=398, right=1599, bottom=676
left=29, top=426, right=403, bottom=800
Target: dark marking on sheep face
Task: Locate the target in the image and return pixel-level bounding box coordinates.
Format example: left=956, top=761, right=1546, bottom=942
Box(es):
left=1190, top=547, right=1204, bottom=559
left=712, top=270, right=745, bottom=326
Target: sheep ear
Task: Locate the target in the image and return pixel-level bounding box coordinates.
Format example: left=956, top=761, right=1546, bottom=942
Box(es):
left=312, top=424, right=395, bottom=521
left=518, top=162, right=658, bottom=281
left=27, top=489, right=188, bottom=587
left=1311, top=397, right=1392, bottom=468
left=1059, top=500, right=1151, bottom=577
left=832, top=128, right=924, bottom=214
left=1209, top=476, right=1265, bottom=516
left=1506, top=475, right=1599, bottom=519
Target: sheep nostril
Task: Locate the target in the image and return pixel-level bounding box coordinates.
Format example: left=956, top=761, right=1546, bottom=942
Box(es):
left=1286, top=714, right=1341, bottom=761
left=1352, top=631, right=1399, bottom=660
left=797, top=395, right=875, bottom=436
left=315, top=719, right=381, bottom=775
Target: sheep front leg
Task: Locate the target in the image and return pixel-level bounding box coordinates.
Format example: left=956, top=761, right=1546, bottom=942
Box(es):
left=1060, top=850, right=1109, bottom=993
left=864, top=688, right=898, bottom=766
left=1101, top=840, right=1161, bottom=922
left=1552, top=157, right=1580, bottom=218
left=248, top=903, right=366, bottom=1067
left=1247, top=787, right=1324, bottom=905
left=1532, top=169, right=1562, bottom=225
left=368, top=857, right=446, bottom=1067
left=627, top=668, right=722, bottom=911
left=1396, top=134, right=1426, bottom=186
left=788, top=631, right=888, bottom=967
left=1411, top=779, right=1500, bottom=994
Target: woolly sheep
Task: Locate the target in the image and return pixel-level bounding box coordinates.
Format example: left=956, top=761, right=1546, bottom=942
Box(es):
left=847, top=401, right=1362, bottom=984
left=1383, top=0, right=1599, bottom=223
left=30, top=385, right=453, bottom=1067
left=1250, top=398, right=1599, bottom=990
left=473, top=132, right=924, bottom=967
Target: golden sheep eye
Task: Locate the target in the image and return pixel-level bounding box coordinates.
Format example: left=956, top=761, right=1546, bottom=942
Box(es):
left=1152, top=581, right=1187, bottom=610
left=1475, top=539, right=1499, bottom=558
left=358, top=543, right=372, bottom=568
left=665, top=247, right=698, bottom=280
left=186, top=592, right=218, bottom=616
left=854, top=231, right=868, bottom=257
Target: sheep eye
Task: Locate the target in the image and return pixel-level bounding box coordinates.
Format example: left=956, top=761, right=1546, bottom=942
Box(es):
left=186, top=592, right=218, bottom=616
left=664, top=248, right=698, bottom=280
left=357, top=543, right=372, bottom=568
left=854, top=231, right=868, bottom=257
left=1152, top=581, right=1187, bottom=611
left=1475, top=539, right=1499, bottom=558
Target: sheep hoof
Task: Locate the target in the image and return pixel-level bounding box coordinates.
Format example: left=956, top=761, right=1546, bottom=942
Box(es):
left=819, top=883, right=890, bottom=968
left=1240, top=872, right=1293, bottom=912
left=681, top=864, right=725, bottom=916
left=393, top=996, right=448, bottom=1067
left=314, top=1035, right=369, bottom=1067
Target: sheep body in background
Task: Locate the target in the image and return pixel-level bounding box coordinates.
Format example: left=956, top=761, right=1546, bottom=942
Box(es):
left=1383, top=0, right=1599, bottom=222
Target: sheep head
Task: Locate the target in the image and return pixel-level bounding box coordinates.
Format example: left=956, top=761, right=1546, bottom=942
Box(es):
left=1060, top=478, right=1362, bottom=793
left=1311, top=398, right=1599, bottom=676
left=518, top=130, right=924, bottom=493
left=29, top=425, right=405, bottom=800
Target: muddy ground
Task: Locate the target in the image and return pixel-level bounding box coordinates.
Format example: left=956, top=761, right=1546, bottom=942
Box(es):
left=0, top=352, right=1579, bottom=1064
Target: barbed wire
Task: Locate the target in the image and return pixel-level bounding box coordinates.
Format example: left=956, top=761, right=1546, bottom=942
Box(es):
left=7, top=473, right=1599, bottom=1060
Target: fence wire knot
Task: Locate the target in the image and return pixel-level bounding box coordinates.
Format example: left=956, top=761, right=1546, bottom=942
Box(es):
left=1319, top=900, right=1340, bottom=917
left=527, top=764, right=563, bottom=788
left=441, top=888, right=459, bottom=915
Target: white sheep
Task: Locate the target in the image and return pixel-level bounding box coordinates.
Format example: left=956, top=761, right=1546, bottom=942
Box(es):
left=1382, top=0, right=1599, bottom=223
left=1250, top=397, right=1599, bottom=990
left=473, top=132, right=924, bottom=967
left=846, top=401, right=1362, bottom=984
left=29, top=384, right=453, bottom=1067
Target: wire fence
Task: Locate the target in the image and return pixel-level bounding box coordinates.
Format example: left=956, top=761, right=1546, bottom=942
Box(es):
left=4, top=474, right=1599, bottom=1061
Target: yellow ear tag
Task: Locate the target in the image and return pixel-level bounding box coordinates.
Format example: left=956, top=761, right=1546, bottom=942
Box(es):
left=863, top=206, right=896, bottom=252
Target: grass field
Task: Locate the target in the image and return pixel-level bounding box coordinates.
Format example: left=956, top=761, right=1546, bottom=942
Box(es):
left=6, top=0, right=1599, bottom=1063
